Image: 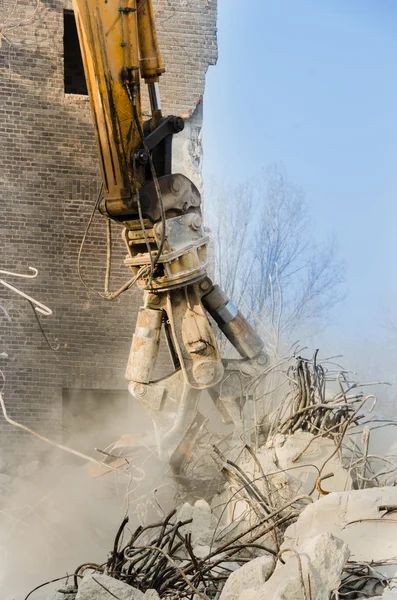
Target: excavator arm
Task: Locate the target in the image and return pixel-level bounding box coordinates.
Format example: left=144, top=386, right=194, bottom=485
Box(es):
left=72, top=0, right=268, bottom=461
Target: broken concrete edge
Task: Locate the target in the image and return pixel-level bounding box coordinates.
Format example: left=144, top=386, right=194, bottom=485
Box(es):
left=257, top=533, right=350, bottom=600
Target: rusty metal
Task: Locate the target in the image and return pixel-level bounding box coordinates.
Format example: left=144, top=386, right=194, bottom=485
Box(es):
left=315, top=472, right=334, bottom=496
left=63, top=497, right=301, bottom=600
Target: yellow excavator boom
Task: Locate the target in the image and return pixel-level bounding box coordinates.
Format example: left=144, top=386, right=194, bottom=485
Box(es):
left=71, top=0, right=164, bottom=215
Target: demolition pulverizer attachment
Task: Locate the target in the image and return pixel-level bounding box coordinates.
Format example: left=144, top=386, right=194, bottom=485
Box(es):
left=125, top=278, right=268, bottom=458
left=70, top=0, right=268, bottom=461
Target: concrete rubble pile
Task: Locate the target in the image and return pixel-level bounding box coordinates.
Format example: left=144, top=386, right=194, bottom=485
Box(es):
left=22, top=354, right=397, bottom=599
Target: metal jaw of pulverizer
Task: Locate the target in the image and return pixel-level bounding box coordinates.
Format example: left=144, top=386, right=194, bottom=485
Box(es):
left=125, top=277, right=268, bottom=462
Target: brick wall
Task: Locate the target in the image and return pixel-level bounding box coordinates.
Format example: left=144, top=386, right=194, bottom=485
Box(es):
left=0, top=0, right=217, bottom=466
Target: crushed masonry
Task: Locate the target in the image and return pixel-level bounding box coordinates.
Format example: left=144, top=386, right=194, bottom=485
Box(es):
left=3, top=353, right=397, bottom=600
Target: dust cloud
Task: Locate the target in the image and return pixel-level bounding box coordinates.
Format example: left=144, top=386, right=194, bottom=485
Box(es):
left=0, top=393, right=175, bottom=600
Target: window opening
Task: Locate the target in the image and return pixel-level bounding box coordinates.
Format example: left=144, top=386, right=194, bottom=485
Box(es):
left=64, top=10, right=88, bottom=95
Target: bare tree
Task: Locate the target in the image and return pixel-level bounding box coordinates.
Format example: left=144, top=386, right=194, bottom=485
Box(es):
left=205, top=165, right=344, bottom=344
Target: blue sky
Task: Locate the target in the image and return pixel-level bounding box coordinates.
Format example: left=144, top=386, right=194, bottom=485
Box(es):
left=203, top=0, right=397, bottom=357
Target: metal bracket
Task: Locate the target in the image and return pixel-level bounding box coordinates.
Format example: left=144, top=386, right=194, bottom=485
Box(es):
left=142, top=116, right=184, bottom=152
left=118, top=6, right=136, bottom=13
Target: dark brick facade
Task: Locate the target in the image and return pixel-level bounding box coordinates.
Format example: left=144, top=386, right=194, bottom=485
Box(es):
left=0, top=0, right=217, bottom=465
